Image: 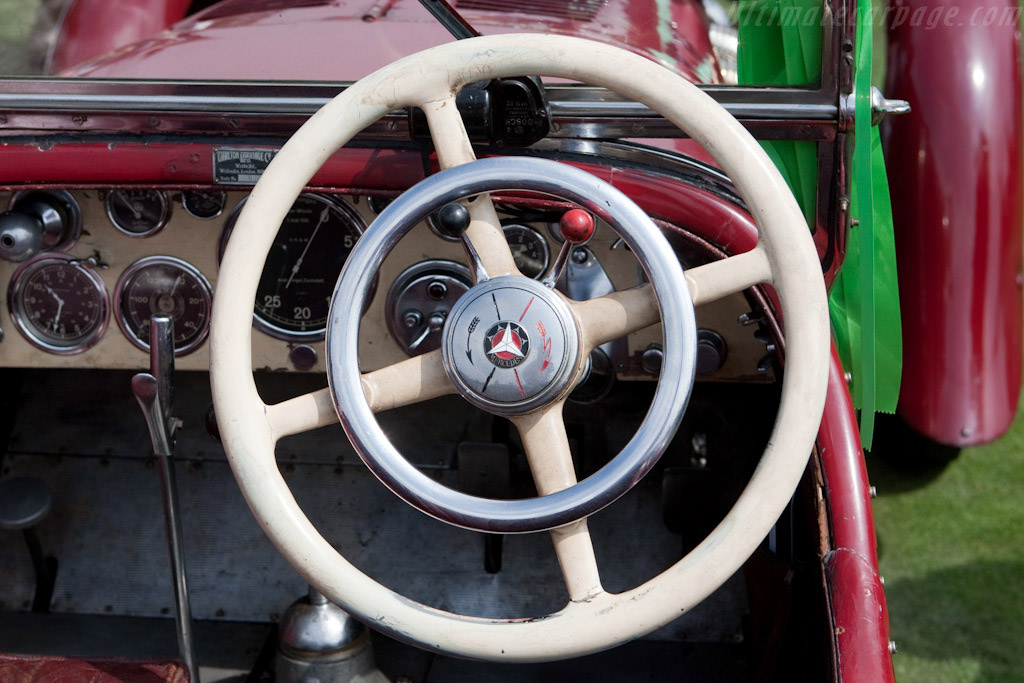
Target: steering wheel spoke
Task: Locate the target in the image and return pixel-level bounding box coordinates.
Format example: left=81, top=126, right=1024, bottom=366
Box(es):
left=574, top=248, right=773, bottom=352
left=685, top=247, right=773, bottom=308
left=266, top=386, right=338, bottom=441
left=574, top=283, right=659, bottom=353
left=266, top=349, right=454, bottom=440
left=360, top=348, right=456, bottom=413
left=421, top=97, right=520, bottom=278
left=512, top=403, right=604, bottom=602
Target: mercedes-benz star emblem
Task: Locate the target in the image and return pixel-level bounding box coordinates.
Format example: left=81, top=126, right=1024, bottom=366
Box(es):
left=484, top=321, right=530, bottom=368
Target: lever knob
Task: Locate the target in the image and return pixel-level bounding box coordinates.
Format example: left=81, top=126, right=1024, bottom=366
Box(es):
left=435, top=202, right=472, bottom=239
left=559, top=209, right=594, bottom=244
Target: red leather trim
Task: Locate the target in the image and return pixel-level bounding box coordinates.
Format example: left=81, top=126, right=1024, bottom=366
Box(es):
left=0, top=654, right=189, bottom=683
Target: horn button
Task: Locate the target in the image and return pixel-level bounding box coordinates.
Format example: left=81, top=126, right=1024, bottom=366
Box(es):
left=441, top=276, right=580, bottom=416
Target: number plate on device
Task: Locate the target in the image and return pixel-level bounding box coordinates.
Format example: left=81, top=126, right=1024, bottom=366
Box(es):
left=213, top=148, right=279, bottom=185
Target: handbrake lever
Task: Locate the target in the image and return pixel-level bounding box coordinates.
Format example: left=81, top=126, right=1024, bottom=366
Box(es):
left=131, top=315, right=199, bottom=683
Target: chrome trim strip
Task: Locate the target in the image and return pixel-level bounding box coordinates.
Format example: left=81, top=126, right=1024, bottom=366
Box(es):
left=0, top=80, right=837, bottom=120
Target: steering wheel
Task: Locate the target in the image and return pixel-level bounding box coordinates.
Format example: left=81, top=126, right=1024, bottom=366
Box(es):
left=211, top=34, right=829, bottom=662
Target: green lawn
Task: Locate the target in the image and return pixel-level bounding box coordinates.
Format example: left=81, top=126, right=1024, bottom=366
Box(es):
left=868, top=410, right=1024, bottom=682
left=0, top=0, right=40, bottom=74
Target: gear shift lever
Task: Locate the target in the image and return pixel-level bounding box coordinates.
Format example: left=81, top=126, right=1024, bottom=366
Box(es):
left=131, top=314, right=199, bottom=683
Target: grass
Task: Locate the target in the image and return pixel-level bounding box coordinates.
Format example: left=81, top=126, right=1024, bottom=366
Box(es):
left=0, top=0, right=50, bottom=75
left=867, top=410, right=1024, bottom=682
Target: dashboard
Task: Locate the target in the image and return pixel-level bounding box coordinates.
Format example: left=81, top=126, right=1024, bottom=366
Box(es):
left=0, top=187, right=773, bottom=382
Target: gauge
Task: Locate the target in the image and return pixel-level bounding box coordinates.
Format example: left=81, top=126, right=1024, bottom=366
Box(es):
left=115, top=256, right=213, bottom=356
left=503, top=223, right=550, bottom=279
left=106, top=189, right=170, bottom=237
left=182, top=190, right=227, bottom=219
left=219, top=194, right=366, bottom=341
left=8, top=253, right=109, bottom=355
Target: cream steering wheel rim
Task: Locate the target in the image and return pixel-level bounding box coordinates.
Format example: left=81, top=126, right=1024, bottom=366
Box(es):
left=211, top=34, right=830, bottom=662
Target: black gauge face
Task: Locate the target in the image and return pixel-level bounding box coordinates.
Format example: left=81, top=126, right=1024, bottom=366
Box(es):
left=220, top=194, right=366, bottom=340
left=503, top=224, right=550, bottom=279
left=182, top=190, right=227, bottom=219
left=106, top=189, right=170, bottom=236
left=9, top=255, right=109, bottom=354
left=115, top=256, right=213, bottom=356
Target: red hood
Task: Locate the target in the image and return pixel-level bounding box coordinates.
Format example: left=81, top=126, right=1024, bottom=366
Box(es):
left=64, top=0, right=719, bottom=84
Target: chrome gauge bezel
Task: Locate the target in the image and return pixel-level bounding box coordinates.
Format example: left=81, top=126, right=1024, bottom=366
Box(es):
left=8, top=252, right=110, bottom=355
left=114, top=255, right=213, bottom=356
left=182, top=190, right=228, bottom=220
left=219, top=193, right=368, bottom=342
left=105, top=189, right=171, bottom=237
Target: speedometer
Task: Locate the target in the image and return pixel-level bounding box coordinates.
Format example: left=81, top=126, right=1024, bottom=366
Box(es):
left=220, top=194, right=366, bottom=341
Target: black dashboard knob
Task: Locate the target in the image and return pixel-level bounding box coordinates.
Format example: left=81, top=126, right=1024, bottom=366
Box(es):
left=435, top=202, right=471, bottom=239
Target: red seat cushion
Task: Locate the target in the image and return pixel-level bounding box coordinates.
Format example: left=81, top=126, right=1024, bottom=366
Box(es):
left=0, top=654, right=189, bottom=683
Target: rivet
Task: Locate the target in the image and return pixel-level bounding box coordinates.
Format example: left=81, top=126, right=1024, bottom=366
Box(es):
left=888, top=640, right=898, bottom=655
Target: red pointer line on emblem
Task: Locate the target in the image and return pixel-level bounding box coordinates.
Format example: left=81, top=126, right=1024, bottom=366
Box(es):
left=513, top=369, right=526, bottom=398
left=518, top=296, right=535, bottom=322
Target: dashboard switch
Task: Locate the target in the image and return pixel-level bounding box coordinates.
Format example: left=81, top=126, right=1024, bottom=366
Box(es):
left=696, top=329, right=728, bottom=377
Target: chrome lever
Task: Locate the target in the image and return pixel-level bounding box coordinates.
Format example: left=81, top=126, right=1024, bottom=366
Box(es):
left=130, top=315, right=199, bottom=683
left=132, top=315, right=180, bottom=455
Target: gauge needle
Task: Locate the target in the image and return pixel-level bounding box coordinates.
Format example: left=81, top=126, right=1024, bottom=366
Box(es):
left=45, top=285, right=65, bottom=329
left=285, top=207, right=329, bottom=289
left=116, top=191, right=142, bottom=220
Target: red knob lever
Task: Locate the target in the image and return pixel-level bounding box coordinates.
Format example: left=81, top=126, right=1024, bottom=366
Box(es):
left=559, top=209, right=594, bottom=244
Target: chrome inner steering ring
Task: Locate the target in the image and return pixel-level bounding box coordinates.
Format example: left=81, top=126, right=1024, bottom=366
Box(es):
left=326, top=157, right=697, bottom=532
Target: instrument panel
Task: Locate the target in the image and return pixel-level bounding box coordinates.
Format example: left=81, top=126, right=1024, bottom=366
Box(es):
left=0, top=187, right=774, bottom=381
